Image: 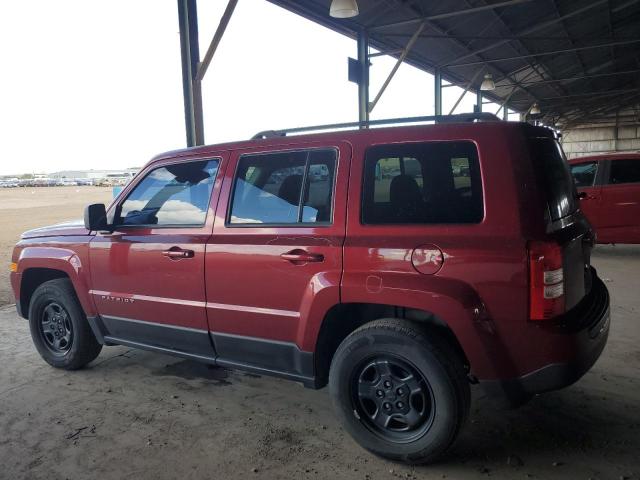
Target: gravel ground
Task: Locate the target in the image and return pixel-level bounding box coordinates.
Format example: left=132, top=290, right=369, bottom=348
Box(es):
left=0, top=245, right=638, bottom=480
left=0, top=186, right=112, bottom=305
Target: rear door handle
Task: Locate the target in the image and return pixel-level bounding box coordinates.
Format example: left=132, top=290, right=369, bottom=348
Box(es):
left=162, top=247, right=194, bottom=259
left=280, top=249, right=324, bottom=264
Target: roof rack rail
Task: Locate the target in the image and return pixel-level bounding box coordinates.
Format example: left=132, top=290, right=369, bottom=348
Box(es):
left=252, top=112, right=501, bottom=139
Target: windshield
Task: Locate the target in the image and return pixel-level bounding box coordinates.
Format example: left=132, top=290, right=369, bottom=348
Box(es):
left=530, top=137, right=577, bottom=222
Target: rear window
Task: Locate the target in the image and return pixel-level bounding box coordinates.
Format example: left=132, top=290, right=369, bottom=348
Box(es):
left=609, top=159, right=640, bottom=185
left=362, top=141, right=483, bottom=225
left=530, top=138, right=577, bottom=221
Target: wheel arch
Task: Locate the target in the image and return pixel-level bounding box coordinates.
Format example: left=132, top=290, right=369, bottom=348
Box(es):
left=20, top=268, right=71, bottom=318
left=313, top=303, right=471, bottom=389
left=17, top=246, right=95, bottom=319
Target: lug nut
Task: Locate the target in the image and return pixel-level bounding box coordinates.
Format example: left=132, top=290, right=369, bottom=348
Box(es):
left=376, top=390, right=384, bottom=398
left=383, top=380, right=392, bottom=389
left=396, top=401, right=404, bottom=409
left=396, top=388, right=404, bottom=396
left=383, top=402, right=392, bottom=410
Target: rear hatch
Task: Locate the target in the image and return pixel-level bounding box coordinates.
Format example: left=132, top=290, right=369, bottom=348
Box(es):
left=528, top=133, right=594, bottom=312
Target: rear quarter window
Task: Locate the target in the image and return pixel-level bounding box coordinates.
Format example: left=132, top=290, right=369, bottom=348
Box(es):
left=362, top=141, right=483, bottom=225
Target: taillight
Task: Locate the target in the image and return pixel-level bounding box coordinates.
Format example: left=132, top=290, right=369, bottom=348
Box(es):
left=529, top=241, right=565, bottom=320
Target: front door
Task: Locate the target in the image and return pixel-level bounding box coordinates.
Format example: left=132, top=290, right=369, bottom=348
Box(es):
left=89, top=156, right=225, bottom=358
left=570, top=160, right=603, bottom=228
left=205, top=143, right=349, bottom=381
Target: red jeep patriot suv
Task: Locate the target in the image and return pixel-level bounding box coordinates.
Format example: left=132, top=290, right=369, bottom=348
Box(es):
left=10, top=115, right=610, bottom=464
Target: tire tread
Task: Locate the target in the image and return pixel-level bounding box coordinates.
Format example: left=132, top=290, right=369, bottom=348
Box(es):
left=330, top=318, right=470, bottom=464
left=28, top=278, right=102, bottom=370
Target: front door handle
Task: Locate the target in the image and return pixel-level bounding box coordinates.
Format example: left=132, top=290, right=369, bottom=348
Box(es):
left=280, top=249, right=324, bottom=264
left=162, top=247, right=194, bottom=259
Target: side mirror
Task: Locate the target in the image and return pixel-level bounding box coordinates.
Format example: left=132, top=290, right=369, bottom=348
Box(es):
left=84, top=203, right=109, bottom=231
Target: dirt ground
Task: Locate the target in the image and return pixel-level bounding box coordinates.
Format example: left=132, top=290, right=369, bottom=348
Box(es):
left=0, top=187, right=638, bottom=479
left=0, top=186, right=112, bottom=305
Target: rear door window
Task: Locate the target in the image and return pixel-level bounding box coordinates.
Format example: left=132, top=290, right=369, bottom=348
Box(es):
left=529, top=138, right=577, bottom=221
left=570, top=162, right=598, bottom=188
left=609, top=159, right=640, bottom=185
left=229, top=149, right=337, bottom=225
left=362, top=142, right=483, bottom=224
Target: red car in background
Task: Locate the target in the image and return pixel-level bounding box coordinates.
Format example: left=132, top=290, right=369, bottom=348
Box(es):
left=569, top=153, right=640, bottom=244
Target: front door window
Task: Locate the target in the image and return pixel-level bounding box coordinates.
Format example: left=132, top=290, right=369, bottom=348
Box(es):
left=116, top=160, right=219, bottom=227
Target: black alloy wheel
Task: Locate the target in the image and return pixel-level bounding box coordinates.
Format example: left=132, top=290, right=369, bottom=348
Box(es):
left=329, top=319, right=470, bottom=464
left=353, top=356, right=435, bottom=443
left=28, top=278, right=102, bottom=369
left=39, top=302, right=74, bottom=354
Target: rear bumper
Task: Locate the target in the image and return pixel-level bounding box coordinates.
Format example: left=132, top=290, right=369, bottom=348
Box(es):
left=481, top=270, right=610, bottom=406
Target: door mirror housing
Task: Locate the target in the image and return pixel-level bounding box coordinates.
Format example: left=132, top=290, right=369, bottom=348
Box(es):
left=84, top=203, right=110, bottom=231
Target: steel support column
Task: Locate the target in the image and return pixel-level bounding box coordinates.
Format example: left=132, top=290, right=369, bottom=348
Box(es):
left=357, top=30, right=369, bottom=125
left=434, top=68, right=442, bottom=116
left=476, top=89, right=482, bottom=113
left=177, top=0, right=204, bottom=146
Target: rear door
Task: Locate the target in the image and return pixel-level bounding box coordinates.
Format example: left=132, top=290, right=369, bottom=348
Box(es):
left=205, top=142, right=350, bottom=381
left=597, top=158, right=640, bottom=243
left=529, top=137, right=593, bottom=310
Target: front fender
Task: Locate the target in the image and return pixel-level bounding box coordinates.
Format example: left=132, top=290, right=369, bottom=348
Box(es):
left=16, top=244, right=96, bottom=317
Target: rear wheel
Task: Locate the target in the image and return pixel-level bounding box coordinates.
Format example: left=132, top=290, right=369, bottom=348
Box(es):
left=28, top=278, right=102, bottom=369
left=329, top=319, right=470, bottom=464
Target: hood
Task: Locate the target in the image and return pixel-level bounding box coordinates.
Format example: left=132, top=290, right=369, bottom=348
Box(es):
left=21, top=219, right=91, bottom=239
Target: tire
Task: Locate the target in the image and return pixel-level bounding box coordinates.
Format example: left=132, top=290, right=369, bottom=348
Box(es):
left=329, top=319, right=470, bottom=464
left=28, top=278, right=102, bottom=369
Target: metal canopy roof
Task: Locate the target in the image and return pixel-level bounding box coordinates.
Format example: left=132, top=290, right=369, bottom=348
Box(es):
left=266, top=0, right=640, bottom=128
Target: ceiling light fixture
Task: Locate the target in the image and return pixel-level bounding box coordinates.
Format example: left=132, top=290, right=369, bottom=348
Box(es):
left=480, top=73, right=495, bottom=91
left=329, top=0, right=359, bottom=18
left=530, top=103, right=541, bottom=115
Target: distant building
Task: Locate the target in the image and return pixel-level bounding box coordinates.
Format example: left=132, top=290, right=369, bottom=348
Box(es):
left=49, top=168, right=139, bottom=179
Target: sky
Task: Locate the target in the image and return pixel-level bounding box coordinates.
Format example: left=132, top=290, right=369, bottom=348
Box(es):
left=0, top=0, right=512, bottom=176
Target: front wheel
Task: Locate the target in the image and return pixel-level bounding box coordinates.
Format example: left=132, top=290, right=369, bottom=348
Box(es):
left=28, top=278, right=102, bottom=369
left=329, top=319, right=470, bottom=464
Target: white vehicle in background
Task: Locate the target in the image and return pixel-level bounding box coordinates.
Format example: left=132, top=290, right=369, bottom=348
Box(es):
left=32, top=177, right=56, bottom=187
left=97, top=173, right=135, bottom=187
left=55, top=179, right=78, bottom=186
left=0, top=179, right=19, bottom=188
left=75, top=178, right=94, bottom=186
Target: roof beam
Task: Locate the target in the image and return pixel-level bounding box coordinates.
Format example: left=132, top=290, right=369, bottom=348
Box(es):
left=549, top=0, right=588, bottom=96
left=440, top=0, right=611, bottom=67
left=379, top=33, right=640, bottom=41
left=461, top=0, right=567, bottom=100
left=378, top=0, right=541, bottom=105
left=448, top=68, right=484, bottom=115
left=494, top=69, right=640, bottom=87
left=538, top=88, right=639, bottom=101
left=446, top=39, right=640, bottom=67
left=369, top=22, right=426, bottom=113
left=369, top=0, right=536, bottom=31
left=196, top=0, right=238, bottom=81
